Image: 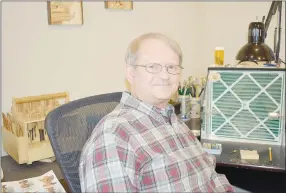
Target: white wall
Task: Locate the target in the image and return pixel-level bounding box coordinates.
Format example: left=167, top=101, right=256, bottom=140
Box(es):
left=1, top=1, right=285, bottom=156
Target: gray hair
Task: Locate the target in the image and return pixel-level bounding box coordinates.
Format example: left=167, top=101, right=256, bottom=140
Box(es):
left=125, top=32, right=183, bottom=66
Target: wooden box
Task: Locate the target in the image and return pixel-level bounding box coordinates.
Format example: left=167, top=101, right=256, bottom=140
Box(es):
left=2, top=92, right=70, bottom=164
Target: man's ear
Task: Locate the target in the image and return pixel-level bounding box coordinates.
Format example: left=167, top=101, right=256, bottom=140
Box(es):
left=125, top=64, right=135, bottom=84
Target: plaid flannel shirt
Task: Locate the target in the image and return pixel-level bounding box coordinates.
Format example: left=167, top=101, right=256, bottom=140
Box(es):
left=79, top=92, right=234, bottom=193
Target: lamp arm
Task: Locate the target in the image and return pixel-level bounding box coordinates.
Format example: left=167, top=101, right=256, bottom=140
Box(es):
left=274, top=2, right=282, bottom=63
left=263, top=1, right=283, bottom=64
left=263, top=1, right=280, bottom=37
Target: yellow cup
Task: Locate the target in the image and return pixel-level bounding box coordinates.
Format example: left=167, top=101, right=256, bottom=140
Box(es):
left=214, top=47, right=224, bottom=65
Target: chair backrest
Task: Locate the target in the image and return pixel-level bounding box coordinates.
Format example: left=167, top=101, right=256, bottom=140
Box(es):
left=45, top=92, right=122, bottom=193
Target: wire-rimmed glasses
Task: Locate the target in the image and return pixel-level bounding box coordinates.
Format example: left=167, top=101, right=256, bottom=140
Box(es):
left=134, top=63, right=183, bottom=75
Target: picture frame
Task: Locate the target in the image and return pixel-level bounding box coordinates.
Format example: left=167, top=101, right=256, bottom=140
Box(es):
left=104, top=1, right=133, bottom=10
left=47, top=1, right=84, bottom=25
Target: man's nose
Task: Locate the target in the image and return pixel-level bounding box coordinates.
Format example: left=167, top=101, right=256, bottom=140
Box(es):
left=159, top=66, right=170, bottom=79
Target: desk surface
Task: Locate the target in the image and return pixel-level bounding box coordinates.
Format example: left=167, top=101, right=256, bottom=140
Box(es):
left=201, top=139, right=286, bottom=172
left=1, top=156, right=63, bottom=182
left=1, top=156, right=70, bottom=192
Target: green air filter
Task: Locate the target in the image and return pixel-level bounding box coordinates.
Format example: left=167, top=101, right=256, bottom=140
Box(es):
left=201, top=67, right=285, bottom=145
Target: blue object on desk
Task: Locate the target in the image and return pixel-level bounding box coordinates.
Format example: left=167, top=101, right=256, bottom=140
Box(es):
left=263, top=63, right=277, bottom=67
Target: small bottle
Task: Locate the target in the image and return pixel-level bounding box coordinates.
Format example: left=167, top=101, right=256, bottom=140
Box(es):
left=214, top=47, right=224, bottom=65
left=179, top=95, right=191, bottom=121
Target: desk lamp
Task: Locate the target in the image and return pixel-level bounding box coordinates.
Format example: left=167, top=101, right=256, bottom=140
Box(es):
left=236, top=1, right=283, bottom=65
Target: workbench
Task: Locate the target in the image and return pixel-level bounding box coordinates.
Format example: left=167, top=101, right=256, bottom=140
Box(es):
left=1, top=155, right=70, bottom=192
left=201, top=139, right=286, bottom=173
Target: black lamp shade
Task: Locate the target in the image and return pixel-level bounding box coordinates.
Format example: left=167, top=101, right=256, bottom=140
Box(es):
left=236, top=22, right=275, bottom=62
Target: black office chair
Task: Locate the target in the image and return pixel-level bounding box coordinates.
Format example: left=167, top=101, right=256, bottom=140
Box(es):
left=45, top=92, right=122, bottom=193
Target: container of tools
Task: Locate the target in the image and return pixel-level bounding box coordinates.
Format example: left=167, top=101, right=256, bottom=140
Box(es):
left=2, top=92, right=69, bottom=164
left=177, top=76, right=206, bottom=136
left=177, top=95, right=191, bottom=121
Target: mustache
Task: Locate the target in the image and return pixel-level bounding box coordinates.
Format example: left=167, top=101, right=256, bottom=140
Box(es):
left=152, top=82, right=178, bottom=86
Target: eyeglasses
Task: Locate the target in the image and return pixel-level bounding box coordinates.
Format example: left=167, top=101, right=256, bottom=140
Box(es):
left=134, top=63, right=183, bottom=75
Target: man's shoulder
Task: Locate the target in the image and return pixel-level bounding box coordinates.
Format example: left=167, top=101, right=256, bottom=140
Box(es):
left=80, top=108, right=129, bottom=158
left=103, top=104, right=144, bottom=122
left=92, top=106, right=141, bottom=133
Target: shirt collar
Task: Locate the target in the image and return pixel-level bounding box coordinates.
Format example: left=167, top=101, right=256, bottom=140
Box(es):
left=120, top=91, right=175, bottom=120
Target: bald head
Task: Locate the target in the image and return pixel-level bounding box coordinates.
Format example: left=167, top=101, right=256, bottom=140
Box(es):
left=125, top=33, right=183, bottom=66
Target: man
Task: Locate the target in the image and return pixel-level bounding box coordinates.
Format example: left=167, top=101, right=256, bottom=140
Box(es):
left=79, top=33, right=236, bottom=192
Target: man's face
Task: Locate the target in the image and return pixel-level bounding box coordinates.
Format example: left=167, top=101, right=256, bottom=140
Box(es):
left=126, top=38, right=181, bottom=107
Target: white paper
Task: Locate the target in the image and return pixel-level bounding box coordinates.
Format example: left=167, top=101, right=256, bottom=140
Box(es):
left=1, top=170, right=66, bottom=193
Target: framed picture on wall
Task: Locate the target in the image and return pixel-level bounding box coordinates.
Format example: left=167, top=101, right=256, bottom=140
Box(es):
left=47, top=1, right=83, bottom=25
left=104, top=1, right=133, bottom=10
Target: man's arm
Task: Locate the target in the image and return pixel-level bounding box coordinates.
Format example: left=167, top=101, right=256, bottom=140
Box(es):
left=209, top=172, right=235, bottom=192
left=79, top=131, right=139, bottom=193
left=185, top=128, right=235, bottom=192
